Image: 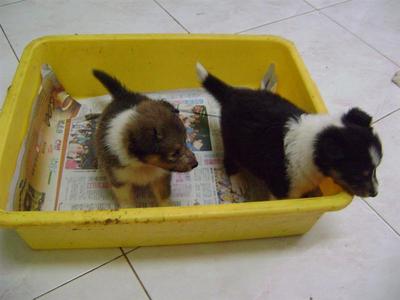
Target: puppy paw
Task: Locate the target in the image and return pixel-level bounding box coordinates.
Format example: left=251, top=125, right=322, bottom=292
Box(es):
left=118, top=202, right=135, bottom=209
left=158, top=199, right=172, bottom=207
left=230, top=173, right=247, bottom=196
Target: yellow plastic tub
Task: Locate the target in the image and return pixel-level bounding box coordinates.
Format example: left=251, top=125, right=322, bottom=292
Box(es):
left=0, top=34, right=352, bottom=249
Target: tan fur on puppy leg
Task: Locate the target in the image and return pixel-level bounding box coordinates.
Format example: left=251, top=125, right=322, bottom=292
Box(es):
left=112, top=184, right=135, bottom=208
left=230, top=172, right=248, bottom=196
left=151, top=174, right=172, bottom=207
left=302, top=188, right=323, bottom=198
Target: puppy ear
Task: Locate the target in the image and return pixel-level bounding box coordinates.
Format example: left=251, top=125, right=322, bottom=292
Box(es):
left=159, top=100, right=179, bottom=114
left=316, top=129, right=346, bottom=162
left=127, top=128, right=161, bottom=158
left=342, top=108, right=372, bottom=128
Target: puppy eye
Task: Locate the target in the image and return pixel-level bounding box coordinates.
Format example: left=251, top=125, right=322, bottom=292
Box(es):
left=362, top=170, right=372, bottom=177
left=168, top=149, right=181, bottom=161
left=173, top=149, right=181, bottom=157
left=351, top=174, right=363, bottom=181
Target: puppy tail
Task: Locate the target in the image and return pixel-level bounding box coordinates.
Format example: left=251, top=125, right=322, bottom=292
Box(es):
left=196, top=62, right=232, bottom=105
left=93, top=69, right=129, bottom=100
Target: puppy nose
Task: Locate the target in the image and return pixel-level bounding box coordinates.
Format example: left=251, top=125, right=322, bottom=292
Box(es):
left=368, top=189, right=378, bottom=197
left=191, top=161, right=198, bottom=169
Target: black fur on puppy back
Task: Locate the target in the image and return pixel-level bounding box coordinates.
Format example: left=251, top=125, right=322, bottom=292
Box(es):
left=93, top=69, right=130, bottom=100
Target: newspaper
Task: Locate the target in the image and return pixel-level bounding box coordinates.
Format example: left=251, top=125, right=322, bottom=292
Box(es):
left=14, top=64, right=276, bottom=211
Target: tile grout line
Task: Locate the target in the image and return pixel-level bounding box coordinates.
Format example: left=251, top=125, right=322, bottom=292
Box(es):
left=0, top=0, right=27, bottom=8
left=303, top=0, right=400, bottom=124
left=32, top=253, right=125, bottom=299
left=123, top=246, right=141, bottom=254
left=361, top=199, right=400, bottom=238
left=122, top=249, right=153, bottom=300
left=301, top=0, right=316, bottom=9
left=238, top=0, right=353, bottom=35
left=304, top=0, right=400, bottom=68
left=237, top=0, right=400, bottom=68
left=373, top=107, right=400, bottom=124
left=319, top=10, right=400, bottom=68
left=0, top=23, right=19, bottom=62
left=236, top=9, right=316, bottom=34
left=302, top=0, right=353, bottom=10
left=152, top=0, right=190, bottom=33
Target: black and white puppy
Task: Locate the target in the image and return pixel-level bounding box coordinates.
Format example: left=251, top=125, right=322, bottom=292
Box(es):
left=196, top=62, right=382, bottom=199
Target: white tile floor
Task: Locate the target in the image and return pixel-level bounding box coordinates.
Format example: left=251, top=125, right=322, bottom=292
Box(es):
left=0, top=0, right=399, bottom=299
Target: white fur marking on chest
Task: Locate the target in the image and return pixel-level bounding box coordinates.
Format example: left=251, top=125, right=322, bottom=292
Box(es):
left=284, top=114, right=342, bottom=198
left=105, top=108, right=138, bottom=166
left=369, top=146, right=381, bottom=167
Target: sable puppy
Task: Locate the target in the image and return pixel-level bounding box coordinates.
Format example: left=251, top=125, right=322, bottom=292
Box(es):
left=93, top=70, right=198, bottom=208
left=196, top=62, right=382, bottom=199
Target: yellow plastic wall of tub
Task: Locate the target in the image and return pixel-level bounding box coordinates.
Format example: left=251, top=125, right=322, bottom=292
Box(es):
left=0, top=34, right=352, bottom=249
